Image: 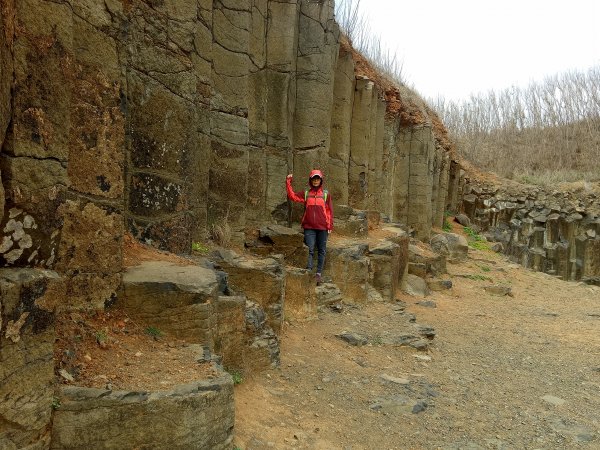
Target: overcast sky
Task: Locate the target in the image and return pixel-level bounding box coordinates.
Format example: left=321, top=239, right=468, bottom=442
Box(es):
left=354, top=0, right=600, bottom=102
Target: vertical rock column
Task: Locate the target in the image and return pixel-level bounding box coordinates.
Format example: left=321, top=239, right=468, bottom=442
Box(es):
left=380, top=118, right=399, bottom=219
left=430, top=146, right=441, bottom=227
left=408, top=125, right=435, bottom=240
left=391, top=123, right=410, bottom=225
left=245, top=0, right=269, bottom=225
left=368, top=97, right=386, bottom=212
left=328, top=49, right=355, bottom=206
left=125, top=1, right=203, bottom=252
left=436, top=152, right=450, bottom=227
left=0, top=0, right=11, bottom=217
left=446, top=160, right=462, bottom=213
left=57, top=2, right=125, bottom=310
left=0, top=1, right=69, bottom=269
left=190, top=0, right=215, bottom=241
left=349, top=78, right=375, bottom=210
left=264, top=0, right=299, bottom=222
left=208, top=0, right=251, bottom=234
left=292, top=0, right=339, bottom=180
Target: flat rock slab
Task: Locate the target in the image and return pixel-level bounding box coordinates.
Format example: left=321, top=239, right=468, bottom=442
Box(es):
left=427, top=279, right=453, bottom=291
left=484, top=285, right=513, bottom=297
left=369, top=395, right=428, bottom=415
left=380, top=374, right=410, bottom=385
left=337, top=332, right=368, bottom=346
left=123, top=261, right=218, bottom=292
left=541, top=395, right=566, bottom=406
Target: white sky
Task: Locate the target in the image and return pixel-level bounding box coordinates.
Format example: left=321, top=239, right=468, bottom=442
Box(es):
left=356, top=0, right=600, bottom=102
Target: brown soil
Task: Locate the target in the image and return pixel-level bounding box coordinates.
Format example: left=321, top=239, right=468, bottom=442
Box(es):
left=54, top=308, right=217, bottom=392
left=123, top=233, right=195, bottom=267
left=234, top=247, right=600, bottom=449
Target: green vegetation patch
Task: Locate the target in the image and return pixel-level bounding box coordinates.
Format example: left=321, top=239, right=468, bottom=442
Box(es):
left=192, top=242, right=210, bottom=254
left=463, top=226, right=489, bottom=251
left=144, top=326, right=163, bottom=338
left=226, top=368, right=244, bottom=385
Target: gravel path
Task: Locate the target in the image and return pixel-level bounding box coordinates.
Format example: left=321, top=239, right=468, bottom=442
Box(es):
left=234, top=249, right=600, bottom=450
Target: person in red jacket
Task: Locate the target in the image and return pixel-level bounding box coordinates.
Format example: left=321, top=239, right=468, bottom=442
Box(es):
left=286, top=169, right=333, bottom=285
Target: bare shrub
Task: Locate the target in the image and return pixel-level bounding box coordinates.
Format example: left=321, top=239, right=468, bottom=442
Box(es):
left=335, top=0, right=406, bottom=86
left=430, top=66, right=600, bottom=184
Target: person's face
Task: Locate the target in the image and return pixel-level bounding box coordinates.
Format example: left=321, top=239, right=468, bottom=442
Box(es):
left=311, top=176, right=322, bottom=187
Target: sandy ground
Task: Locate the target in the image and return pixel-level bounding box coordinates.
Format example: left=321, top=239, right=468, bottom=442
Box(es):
left=234, top=248, right=600, bottom=450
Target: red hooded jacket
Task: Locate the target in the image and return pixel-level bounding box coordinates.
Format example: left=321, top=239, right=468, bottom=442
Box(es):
left=286, top=170, right=333, bottom=231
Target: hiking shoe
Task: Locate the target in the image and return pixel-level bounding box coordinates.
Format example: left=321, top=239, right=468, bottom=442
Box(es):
left=315, top=273, right=322, bottom=285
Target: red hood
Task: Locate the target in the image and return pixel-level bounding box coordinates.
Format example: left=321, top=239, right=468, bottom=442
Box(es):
left=308, top=169, right=324, bottom=185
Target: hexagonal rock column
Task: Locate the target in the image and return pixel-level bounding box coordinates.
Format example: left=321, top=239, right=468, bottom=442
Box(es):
left=292, top=0, right=339, bottom=179
left=328, top=48, right=355, bottom=206
left=211, top=250, right=285, bottom=334
left=368, top=241, right=402, bottom=301
left=50, top=372, right=234, bottom=450
left=0, top=269, right=59, bottom=450
left=324, top=240, right=370, bottom=303
left=349, top=78, right=376, bottom=210
left=407, top=126, right=435, bottom=240
left=284, top=267, right=317, bottom=322
left=119, top=261, right=220, bottom=343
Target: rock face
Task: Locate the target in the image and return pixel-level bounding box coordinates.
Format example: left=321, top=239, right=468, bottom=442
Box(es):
left=0, top=269, right=59, bottom=450
left=459, top=180, right=600, bottom=281
left=51, top=373, right=234, bottom=450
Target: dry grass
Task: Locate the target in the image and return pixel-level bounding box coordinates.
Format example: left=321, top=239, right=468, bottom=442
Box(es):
left=431, top=67, right=600, bottom=185
left=454, top=118, right=600, bottom=185
left=209, top=218, right=232, bottom=247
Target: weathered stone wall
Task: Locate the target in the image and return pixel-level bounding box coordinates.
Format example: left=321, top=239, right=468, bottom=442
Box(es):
left=0, top=0, right=125, bottom=310
left=460, top=180, right=600, bottom=282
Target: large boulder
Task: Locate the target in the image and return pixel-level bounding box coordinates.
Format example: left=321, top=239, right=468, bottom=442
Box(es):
left=430, top=232, right=469, bottom=262
left=214, top=296, right=280, bottom=371
left=408, top=242, right=446, bottom=277
left=284, top=267, right=317, bottom=322
left=403, top=274, right=431, bottom=297
left=325, top=240, right=370, bottom=303
left=368, top=240, right=402, bottom=301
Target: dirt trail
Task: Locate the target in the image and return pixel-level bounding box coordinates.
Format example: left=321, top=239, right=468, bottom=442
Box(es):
left=234, top=248, right=600, bottom=450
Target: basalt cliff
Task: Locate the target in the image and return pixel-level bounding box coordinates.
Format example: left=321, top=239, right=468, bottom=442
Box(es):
left=1, top=1, right=598, bottom=449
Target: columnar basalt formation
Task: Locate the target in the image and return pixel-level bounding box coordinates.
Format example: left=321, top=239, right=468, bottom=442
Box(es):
left=459, top=179, right=600, bottom=283
left=1, top=0, right=452, bottom=276
left=1, top=1, right=457, bottom=448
